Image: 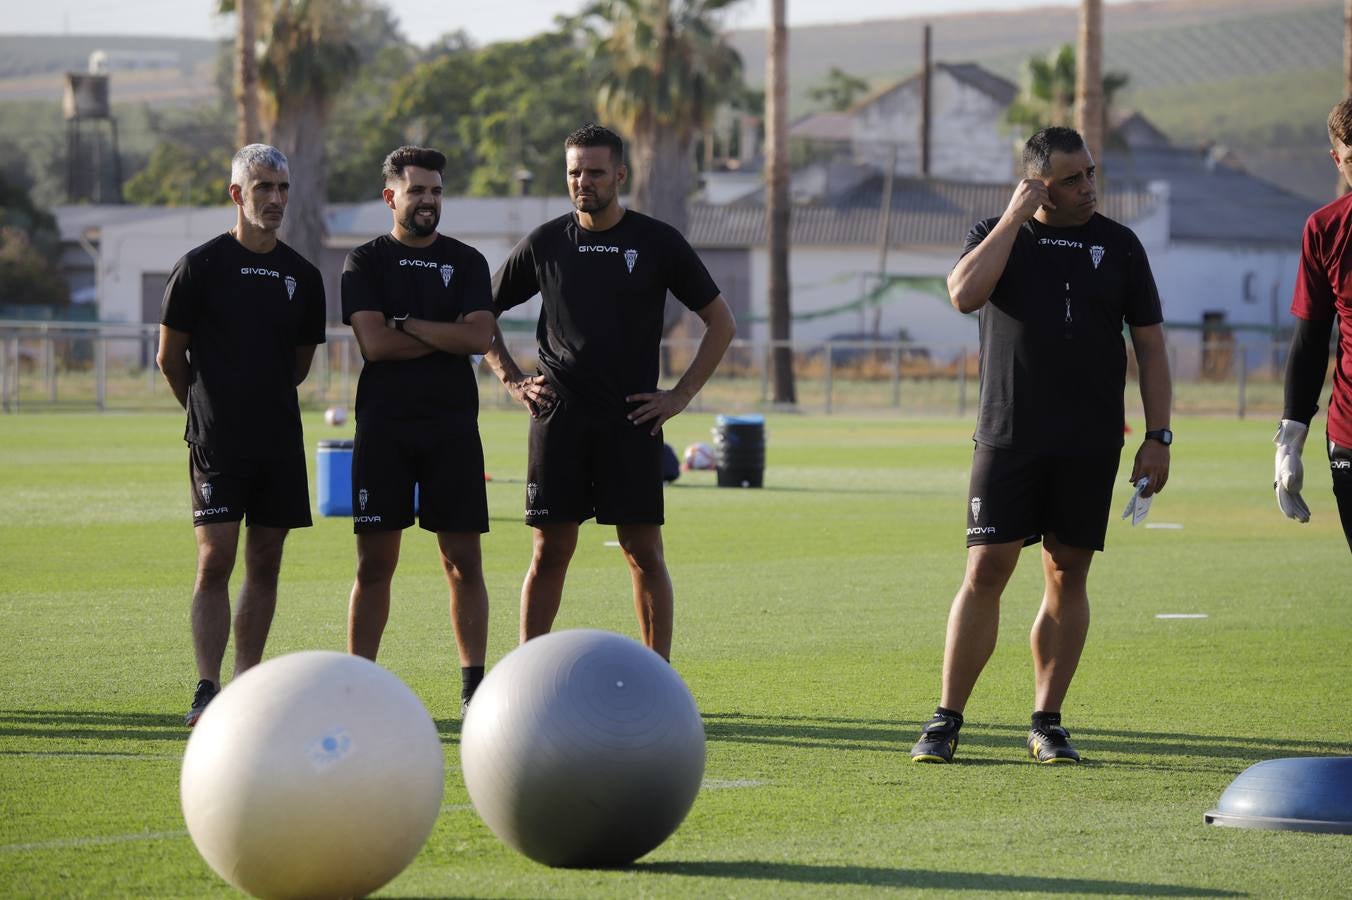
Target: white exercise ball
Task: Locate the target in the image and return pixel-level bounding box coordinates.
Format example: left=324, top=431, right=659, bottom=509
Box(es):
left=181, top=651, right=444, bottom=899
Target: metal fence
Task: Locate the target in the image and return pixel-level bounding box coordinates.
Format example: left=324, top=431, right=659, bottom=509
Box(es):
left=0, top=320, right=1288, bottom=418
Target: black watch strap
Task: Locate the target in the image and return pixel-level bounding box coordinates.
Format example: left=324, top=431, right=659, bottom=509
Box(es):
left=1145, top=428, right=1173, bottom=446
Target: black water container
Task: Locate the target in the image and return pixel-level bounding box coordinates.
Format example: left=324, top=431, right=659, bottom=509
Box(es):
left=712, top=414, right=765, bottom=488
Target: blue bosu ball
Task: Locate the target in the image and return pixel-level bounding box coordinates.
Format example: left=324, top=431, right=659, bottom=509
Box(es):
left=1205, top=757, right=1352, bottom=834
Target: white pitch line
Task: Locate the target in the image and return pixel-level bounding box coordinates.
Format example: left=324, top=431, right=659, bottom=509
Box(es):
left=1145, top=522, right=1184, bottom=529
left=1155, top=613, right=1209, bottom=619
left=702, top=778, right=766, bottom=789
left=1, top=830, right=187, bottom=854
left=602, top=540, right=621, bottom=547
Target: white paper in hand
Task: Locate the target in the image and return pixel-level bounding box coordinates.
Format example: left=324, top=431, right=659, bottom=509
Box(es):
left=1120, top=476, right=1153, bottom=526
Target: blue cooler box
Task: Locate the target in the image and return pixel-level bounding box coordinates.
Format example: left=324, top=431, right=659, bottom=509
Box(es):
left=316, top=440, right=353, bottom=516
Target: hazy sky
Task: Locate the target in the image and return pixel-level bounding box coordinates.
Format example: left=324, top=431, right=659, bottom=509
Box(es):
left=3, top=0, right=1110, bottom=45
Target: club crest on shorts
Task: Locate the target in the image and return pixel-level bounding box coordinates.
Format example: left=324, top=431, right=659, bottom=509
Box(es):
left=970, top=496, right=982, bottom=521
left=440, top=264, right=454, bottom=287
left=624, top=249, right=638, bottom=274
left=358, top=488, right=369, bottom=512
left=200, top=481, right=213, bottom=503
left=527, top=482, right=539, bottom=505
left=1089, top=245, right=1105, bottom=269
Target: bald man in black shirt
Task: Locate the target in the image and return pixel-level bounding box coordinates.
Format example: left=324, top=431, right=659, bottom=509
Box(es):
left=908, top=127, right=1173, bottom=765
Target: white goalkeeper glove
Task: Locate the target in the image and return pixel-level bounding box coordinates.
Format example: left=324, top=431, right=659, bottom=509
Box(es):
left=1273, top=419, right=1310, bottom=523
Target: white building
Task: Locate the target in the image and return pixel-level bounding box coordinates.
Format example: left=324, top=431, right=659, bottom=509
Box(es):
left=850, top=62, right=1018, bottom=183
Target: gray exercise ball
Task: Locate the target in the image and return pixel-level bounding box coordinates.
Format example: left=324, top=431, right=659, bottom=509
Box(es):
left=460, top=629, right=706, bottom=867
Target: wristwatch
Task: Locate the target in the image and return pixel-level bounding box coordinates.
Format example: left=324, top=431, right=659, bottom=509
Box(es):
left=1145, top=428, right=1173, bottom=446
left=392, top=313, right=409, bottom=332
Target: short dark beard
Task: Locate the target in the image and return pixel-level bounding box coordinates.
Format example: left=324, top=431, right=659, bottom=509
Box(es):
left=402, top=206, right=439, bottom=237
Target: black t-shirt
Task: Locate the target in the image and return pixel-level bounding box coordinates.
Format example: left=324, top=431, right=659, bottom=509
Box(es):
left=962, top=213, right=1163, bottom=452
left=492, top=210, right=720, bottom=416
left=160, top=233, right=326, bottom=458
left=341, top=233, right=493, bottom=426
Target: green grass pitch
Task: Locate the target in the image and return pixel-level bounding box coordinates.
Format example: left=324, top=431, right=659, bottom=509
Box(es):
left=1, top=410, right=1349, bottom=897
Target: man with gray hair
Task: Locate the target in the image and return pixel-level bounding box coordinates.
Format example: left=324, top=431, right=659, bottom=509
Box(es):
left=907, top=126, right=1172, bottom=765
left=158, top=143, right=327, bottom=726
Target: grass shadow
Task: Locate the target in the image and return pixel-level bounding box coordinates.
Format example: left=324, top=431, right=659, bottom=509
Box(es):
left=635, top=860, right=1244, bottom=896
left=433, top=717, right=462, bottom=746
left=0, top=709, right=186, bottom=743
left=700, top=712, right=1340, bottom=769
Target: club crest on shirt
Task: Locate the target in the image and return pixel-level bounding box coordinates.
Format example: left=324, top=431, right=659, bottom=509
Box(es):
left=285, top=274, right=297, bottom=299
left=624, top=249, right=638, bottom=274
left=1090, top=245, right=1105, bottom=269
left=440, top=264, right=454, bottom=287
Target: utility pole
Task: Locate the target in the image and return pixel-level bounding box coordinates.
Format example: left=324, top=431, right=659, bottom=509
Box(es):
left=766, top=0, right=796, bottom=404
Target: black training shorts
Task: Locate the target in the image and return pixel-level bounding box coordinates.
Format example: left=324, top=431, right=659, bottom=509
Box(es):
left=350, top=420, right=489, bottom=534
left=1328, top=438, right=1352, bottom=553
left=524, top=400, right=664, bottom=526
left=188, top=444, right=312, bottom=529
left=964, top=442, right=1122, bottom=551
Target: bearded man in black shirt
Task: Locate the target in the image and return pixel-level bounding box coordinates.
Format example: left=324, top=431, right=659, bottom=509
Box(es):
left=485, top=124, right=736, bottom=661
left=341, top=146, right=495, bottom=714
left=158, top=143, right=327, bottom=726
left=908, top=127, right=1173, bottom=765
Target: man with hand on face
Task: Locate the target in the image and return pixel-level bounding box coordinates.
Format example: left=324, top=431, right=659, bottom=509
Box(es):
left=907, top=126, right=1173, bottom=765
left=158, top=143, right=326, bottom=727
left=484, top=124, right=736, bottom=661
left=1273, top=97, right=1352, bottom=552
left=340, top=146, right=495, bottom=714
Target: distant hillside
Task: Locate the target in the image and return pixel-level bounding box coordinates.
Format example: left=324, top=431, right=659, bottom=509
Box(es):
left=0, top=35, right=220, bottom=106
left=0, top=0, right=1340, bottom=203
left=730, top=0, right=1340, bottom=202
left=0, top=35, right=219, bottom=79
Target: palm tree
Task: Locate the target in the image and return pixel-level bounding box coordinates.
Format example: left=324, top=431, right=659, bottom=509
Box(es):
left=765, top=0, right=794, bottom=404
left=255, top=0, right=362, bottom=268
left=580, top=0, right=743, bottom=236
left=808, top=67, right=869, bottom=113
left=1006, top=43, right=1127, bottom=147
left=231, top=0, right=261, bottom=147
left=1075, top=0, right=1104, bottom=165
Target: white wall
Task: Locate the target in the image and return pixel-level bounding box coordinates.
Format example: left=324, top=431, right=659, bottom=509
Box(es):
left=96, top=207, right=234, bottom=324
left=742, top=244, right=977, bottom=354
left=852, top=72, right=1014, bottom=184
left=1149, top=241, right=1299, bottom=378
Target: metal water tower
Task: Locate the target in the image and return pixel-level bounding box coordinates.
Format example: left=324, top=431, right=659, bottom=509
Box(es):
left=63, top=71, right=123, bottom=203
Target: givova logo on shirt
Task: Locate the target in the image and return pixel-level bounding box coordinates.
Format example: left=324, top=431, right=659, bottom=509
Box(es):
left=399, top=258, right=455, bottom=287
left=578, top=244, right=639, bottom=274
left=241, top=267, right=280, bottom=278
